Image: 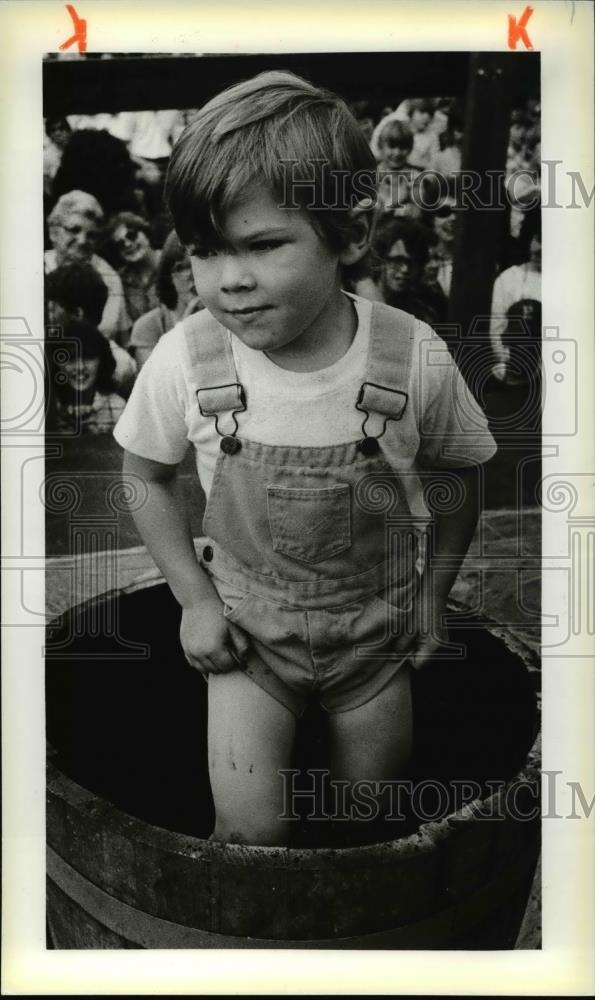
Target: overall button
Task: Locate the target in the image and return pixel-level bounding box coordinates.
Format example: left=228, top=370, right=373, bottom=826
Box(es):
left=358, top=436, right=380, bottom=456
left=220, top=435, right=241, bottom=455
left=202, top=545, right=214, bottom=562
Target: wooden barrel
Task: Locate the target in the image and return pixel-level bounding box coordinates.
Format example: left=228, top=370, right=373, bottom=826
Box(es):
left=46, top=578, right=540, bottom=949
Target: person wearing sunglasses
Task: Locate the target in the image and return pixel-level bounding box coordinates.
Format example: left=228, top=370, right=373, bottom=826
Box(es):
left=421, top=190, right=459, bottom=298
left=107, top=211, right=161, bottom=331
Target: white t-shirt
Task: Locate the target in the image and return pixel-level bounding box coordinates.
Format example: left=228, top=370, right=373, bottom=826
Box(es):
left=114, top=295, right=497, bottom=498
left=490, top=264, right=541, bottom=354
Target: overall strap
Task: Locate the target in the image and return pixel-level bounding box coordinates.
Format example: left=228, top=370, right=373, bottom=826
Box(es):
left=182, top=312, right=246, bottom=422
left=358, top=301, right=415, bottom=421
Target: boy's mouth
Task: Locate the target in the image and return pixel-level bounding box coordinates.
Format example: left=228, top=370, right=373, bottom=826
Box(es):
left=226, top=306, right=272, bottom=320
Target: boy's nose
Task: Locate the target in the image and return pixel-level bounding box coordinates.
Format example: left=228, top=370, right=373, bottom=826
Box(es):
left=219, top=256, right=257, bottom=293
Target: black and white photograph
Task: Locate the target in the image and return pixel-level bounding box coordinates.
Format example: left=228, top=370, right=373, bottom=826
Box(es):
left=1, top=1, right=594, bottom=995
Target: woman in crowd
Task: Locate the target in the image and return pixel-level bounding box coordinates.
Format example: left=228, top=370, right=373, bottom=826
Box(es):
left=45, top=190, right=130, bottom=341
left=46, top=317, right=126, bottom=435
left=128, top=231, right=203, bottom=369
left=421, top=182, right=459, bottom=299
left=45, top=261, right=137, bottom=397
left=106, top=212, right=161, bottom=329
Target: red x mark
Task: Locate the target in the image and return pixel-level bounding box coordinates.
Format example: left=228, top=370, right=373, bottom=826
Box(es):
left=59, top=4, right=87, bottom=54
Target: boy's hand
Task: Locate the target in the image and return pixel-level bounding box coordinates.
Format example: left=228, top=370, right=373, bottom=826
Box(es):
left=180, top=594, right=250, bottom=675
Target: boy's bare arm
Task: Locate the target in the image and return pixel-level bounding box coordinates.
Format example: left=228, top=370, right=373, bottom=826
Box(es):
left=414, top=465, right=480, bottom=667
left=122, top=450, right=212, bottom=606
left=121, top=450, right=247, bottom=673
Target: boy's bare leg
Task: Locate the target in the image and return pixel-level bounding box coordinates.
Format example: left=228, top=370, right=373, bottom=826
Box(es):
left=328, top=665, right=413, bottom=843
left=207, top=669, right=296, bottom=846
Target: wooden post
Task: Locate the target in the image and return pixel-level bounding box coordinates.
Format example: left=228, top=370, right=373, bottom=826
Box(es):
left=448, top=53, right=540, bottom=378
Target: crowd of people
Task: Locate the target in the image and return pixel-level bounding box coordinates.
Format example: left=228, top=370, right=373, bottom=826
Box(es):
left=44, top=94, right=541, bottom=435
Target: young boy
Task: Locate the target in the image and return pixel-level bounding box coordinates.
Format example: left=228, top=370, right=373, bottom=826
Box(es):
left=114, top=71, right=497, bottom=847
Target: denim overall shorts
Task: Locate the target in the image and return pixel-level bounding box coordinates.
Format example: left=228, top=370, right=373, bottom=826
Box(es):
left=184, top=302, right=428, bottom=717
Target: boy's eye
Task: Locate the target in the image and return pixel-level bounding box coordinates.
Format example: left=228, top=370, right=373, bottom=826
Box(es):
left=186, top=242, right=219, bottom=259
left=250, top=239, right=284, bottom=252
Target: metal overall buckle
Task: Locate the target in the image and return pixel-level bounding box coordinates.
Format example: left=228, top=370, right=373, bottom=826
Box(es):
left=196, top=382, right=246, bottom=454
left=355, top=381, right=408, bottom=455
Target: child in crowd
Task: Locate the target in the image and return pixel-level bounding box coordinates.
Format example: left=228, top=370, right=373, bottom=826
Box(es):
left=45, top=262, right=137, bottom=396
left=47, top=317, right=126, bottom=435
left=371, top=115, right=421, bottom=216
left=128, top=231, right=203, bottom=370
left=114, top=71, right=496, bottom=847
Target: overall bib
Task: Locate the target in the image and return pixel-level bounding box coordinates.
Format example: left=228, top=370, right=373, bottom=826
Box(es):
left=184, top=301, right=429, bottom=717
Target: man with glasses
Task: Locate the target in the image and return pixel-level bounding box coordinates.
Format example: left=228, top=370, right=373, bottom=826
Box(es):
left=373, top=215, right=448, bottom=326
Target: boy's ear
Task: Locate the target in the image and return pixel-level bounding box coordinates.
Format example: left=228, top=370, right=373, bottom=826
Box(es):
left=338, top=200, right=376, bottom=267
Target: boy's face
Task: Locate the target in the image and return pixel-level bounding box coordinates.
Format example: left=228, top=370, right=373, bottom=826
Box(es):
left=188, top=185, right=351, bottom=362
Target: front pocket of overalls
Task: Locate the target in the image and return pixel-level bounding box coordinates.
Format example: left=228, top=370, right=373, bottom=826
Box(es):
left=266, top=484, right=351, bottom=565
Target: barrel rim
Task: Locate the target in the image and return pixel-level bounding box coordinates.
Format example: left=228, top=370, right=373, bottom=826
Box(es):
left=46, top=576, right=541, bottom=865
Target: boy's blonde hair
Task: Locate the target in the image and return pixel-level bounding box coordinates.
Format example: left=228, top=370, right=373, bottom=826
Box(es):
left=165, top=71, right=377, bottom=277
